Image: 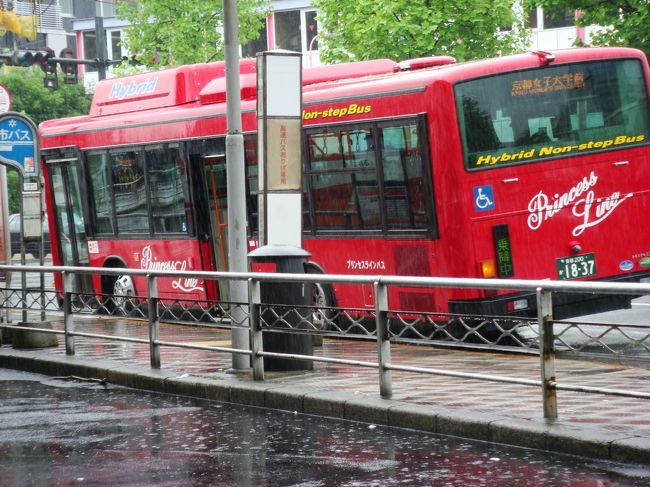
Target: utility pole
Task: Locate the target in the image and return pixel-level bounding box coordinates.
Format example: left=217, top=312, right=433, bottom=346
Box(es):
left=95, top=16, right=107, bottom=81
left=223, top=0, right=250, bottom=370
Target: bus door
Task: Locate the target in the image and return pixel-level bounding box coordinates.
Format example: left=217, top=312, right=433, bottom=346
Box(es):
left=200, top=154, right=230, bottom=301
left=47, top=157, right=93, bottom=295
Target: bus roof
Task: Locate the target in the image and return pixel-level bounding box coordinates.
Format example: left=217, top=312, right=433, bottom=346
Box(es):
left=40, top=46, right=646, bottom=138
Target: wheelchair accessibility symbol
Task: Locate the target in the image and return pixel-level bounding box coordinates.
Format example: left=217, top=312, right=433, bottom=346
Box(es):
left=473, top=185, right=495, bottom=212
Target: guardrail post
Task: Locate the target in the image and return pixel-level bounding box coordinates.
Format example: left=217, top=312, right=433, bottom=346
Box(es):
left=537, top=287, right=557, bottom=420
left=375, top=281, right=392, bottom=398
left=62, top=271, right=75, bottom=355
left=249, top=278, right=264, bottom=381
left=147, top=275, right=160, bottom=369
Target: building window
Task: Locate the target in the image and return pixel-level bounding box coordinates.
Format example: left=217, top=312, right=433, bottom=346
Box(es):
left=83, top=30, right=98, bottom=72
left=305, top=10, right=318, bottom=51
left=96, top=0, right=116, bottom=17
left=109, top=30, right=122, bottom=60
left=274, top=10, right=301, bottom=52
left=543, top=7, right=574, bottom=29
left=59, top=0, right=74, bottom=16
left=527, top=7, right=538, bottom=29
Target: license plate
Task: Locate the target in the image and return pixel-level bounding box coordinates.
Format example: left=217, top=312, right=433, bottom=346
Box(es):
left=556, top=253, right=597, bottom=280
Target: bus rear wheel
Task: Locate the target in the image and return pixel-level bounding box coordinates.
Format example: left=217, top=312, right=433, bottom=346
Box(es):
left=305, top=264, right=337, bottom=346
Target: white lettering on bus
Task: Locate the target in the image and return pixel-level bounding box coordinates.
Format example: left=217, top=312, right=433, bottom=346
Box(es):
left=140, top=245, right=204, bottom=293
left=108, top=77, right=159, bottom=100
left=527, top=171, right=633, bottom=236
left=571, top=190, right=633, bottom=236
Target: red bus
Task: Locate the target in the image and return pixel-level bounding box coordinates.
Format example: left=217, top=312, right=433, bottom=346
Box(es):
left=39, top=47, right=650, bottom=321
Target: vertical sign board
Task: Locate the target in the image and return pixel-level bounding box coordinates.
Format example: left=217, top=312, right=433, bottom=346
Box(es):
left=0, top=83, right=12, bottom=114
left=257, top=51, right=303, bottom=247
left=0, top=166, right=8, bottom=280
left=0, top=112, right=39, bottom=177
left=0, top=112, right=40, bottom=277
left=0, top=88, right=11, bottom=277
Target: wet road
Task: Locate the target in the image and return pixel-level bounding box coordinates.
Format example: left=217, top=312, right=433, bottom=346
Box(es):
left=2, top=368, right=650, bottom=486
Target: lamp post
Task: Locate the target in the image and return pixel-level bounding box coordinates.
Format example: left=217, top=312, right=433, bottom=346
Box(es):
left=223, top=0, right=250, bottom=370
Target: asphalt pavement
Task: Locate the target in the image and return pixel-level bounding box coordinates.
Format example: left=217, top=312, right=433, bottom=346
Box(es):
left=1, top=313, right=649, bottom=466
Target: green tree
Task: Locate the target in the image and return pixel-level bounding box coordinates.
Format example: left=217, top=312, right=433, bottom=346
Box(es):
left=116, top=0, right=271, bottom=68
left=526, top=1, right=650, bottom=57
left=313, top=0, right=529, bottom=63
left=0, top=67, right=91, bottom=214
left=6, top=168, right=19, bottom=214
left=0, top=67, right=91, bottom=126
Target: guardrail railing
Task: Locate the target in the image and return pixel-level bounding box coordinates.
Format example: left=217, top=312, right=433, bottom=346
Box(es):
left=1, top=263, right=650, bottom=420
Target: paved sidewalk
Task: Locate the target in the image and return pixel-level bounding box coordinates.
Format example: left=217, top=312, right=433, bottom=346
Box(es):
left=1, top=314, right=649, bottom=465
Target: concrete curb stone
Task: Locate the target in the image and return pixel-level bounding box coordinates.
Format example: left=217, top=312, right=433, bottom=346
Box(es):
left=264, top=385, right=323, bottom=413
left=610, top=436, right=650, bottom=464
left=545, top=423, right=628, bottom=459
left=343, top=395, right=405, bottom=425
left=488, top=417, right=550, bottom=450
left=165, top=375, right=233, bottom=403
left=435, top=409, right=494, bottom=441
left=387, top=403, right=439, bottom=433
left=303, top=390, right=355, bottom=418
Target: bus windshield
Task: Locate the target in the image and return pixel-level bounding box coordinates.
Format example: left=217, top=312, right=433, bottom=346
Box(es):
left=455, top=59, right=650, bottom=170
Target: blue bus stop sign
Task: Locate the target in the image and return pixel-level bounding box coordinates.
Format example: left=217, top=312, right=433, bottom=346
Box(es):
left=0, top=112, right=38, bottom=177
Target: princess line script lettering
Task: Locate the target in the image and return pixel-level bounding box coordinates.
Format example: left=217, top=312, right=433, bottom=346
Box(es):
left=527, top=171, right=633, bottom=237
left=140, top=245, right=204, bottom=293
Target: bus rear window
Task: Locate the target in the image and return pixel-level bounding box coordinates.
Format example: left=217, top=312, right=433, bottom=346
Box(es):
left=455, top=59, right=650, bottom=170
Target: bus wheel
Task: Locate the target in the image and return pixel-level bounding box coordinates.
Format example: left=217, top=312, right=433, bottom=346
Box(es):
left=112, top=275, right=137, bottom=316
left=305, top=265, right=337, bottom=344
left=311, top=282, right=332, bottom=328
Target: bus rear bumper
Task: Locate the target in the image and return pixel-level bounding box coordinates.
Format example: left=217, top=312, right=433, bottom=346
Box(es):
left=448, top=272, right=650, bottom=320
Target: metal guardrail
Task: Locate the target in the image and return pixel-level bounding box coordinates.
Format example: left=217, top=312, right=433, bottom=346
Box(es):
left=1, top=263, right=650, bottom=420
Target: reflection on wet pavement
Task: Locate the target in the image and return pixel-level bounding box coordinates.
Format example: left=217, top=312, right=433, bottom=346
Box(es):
left=2, top=368, right=650, bottom=487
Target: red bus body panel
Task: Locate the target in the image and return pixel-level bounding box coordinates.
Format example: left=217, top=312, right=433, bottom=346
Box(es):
left=39, top=47, right=650, bottom=316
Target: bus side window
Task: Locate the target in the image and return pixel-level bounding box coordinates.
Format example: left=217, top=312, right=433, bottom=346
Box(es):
left=380, top=124, right=429, bottom=230
left=146, top=145, right=192, bottom=235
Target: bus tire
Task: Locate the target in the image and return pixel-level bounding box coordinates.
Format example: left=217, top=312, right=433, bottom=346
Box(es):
left=100, top=259, right=138, bottom=316
left=111, top=274, right=137, bottom=316
left=305, top=264, right=337, bottom=345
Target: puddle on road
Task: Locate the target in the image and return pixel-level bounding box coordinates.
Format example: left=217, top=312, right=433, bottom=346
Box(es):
left=1, top=368, right=649, bottom=486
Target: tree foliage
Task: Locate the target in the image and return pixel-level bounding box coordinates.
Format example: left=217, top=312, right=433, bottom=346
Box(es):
left=116, top=0, right=271, bottom=68
left=313, top=0, right=529, bottom=63
left=0, top=67, right=91, bottom=126
left=526, top=1, right=650, bottom=57
left=0, top=67, right=91, bottom=213
left=6, top=168, right=19, bottom=214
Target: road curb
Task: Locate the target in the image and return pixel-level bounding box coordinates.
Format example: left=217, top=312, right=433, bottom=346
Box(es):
left=1, top=347, right=649, bottom=466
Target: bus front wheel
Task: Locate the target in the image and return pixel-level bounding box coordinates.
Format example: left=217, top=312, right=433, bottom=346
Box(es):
left=101, top=270, right=137, bottom=316
left=112, top=275, right=136, bottom=315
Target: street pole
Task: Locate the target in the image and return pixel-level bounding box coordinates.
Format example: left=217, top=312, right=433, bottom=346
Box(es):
left=223, top=0, right=250, bottom=370
left=95, top=16, right=107, bottom=81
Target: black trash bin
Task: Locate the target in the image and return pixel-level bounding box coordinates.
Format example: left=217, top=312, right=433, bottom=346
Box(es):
left=248, top=244, right=314, bottom=371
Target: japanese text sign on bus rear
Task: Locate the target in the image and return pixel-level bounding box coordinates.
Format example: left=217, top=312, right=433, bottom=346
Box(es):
left=0, top=112, right=39, bottom=177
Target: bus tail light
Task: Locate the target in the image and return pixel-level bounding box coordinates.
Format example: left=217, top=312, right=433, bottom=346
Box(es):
left=506, top=298, right=529, bottom=312
left=480, top=260, right=497, bottom=278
